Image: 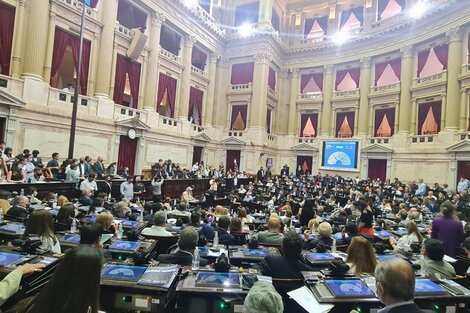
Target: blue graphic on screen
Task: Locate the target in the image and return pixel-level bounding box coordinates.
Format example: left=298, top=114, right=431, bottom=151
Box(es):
left=243, top=249, right=270, bottom=257
left=101, top=264, right=147, bottom=281
left=60, top=234, right=81, bottom=244
left=326, top=279, right=375, bottom=297
left=376, top=254, right=398, bottom=262
left=322, top=141, right=358, bottom=170
left=414, top=279, right=447, bottom=295
left=109, top=240, right=141, bottom=252
left=306, top=253, right=336, bottom=262
left=0, top=252, right=24, bottom=267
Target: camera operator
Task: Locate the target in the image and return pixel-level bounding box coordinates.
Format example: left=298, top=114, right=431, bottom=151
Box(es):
left=151, top=173, right=164, bottom=203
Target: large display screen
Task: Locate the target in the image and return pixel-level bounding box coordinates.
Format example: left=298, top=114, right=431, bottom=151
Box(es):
left=321, top=141, right=359, bottom=171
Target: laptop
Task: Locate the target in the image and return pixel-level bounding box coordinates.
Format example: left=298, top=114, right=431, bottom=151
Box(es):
left=59, top=234, right=81, bottom=245
left=305, top=252, right=337, bottom=264
left=414, top=279, right=447, bottom=296
left=325, top=279, right=376, bottom=298
left=101, top=264, right=147, bottom=281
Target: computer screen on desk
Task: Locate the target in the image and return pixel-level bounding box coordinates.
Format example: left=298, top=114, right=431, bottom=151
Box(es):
left=414, top=279, right=447, bottom=296
left=195, top=271, right=240, bottom=288
left=325, top=279, right=375, bottom=298
left=108, top=240, right=141, bottom=252
left=305, top=253, right=336, bottom=262
left=0, top=252, right=24, bottom=267
left=243, top=248, right=270, bottom=257
left=101, top=264, right=147, bottom=281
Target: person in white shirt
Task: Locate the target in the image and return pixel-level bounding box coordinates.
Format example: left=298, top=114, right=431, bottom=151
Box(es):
left=141, top=211, right=173, bottom=237
left=390, top=220, right=423, bottom=253
left=191, top=162, right=199, bottom=173
left=22, top=156, right=35, bottom=182
left=120, top=176, right=134, bottom=200
left=457, top=177, right=470, bottom=193
left=80, top=173, right=98, bottom=193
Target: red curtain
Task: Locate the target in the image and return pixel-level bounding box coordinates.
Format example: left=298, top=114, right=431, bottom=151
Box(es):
left=368, top=159, right=387, bottom=181
left=50, top=29, right=70, bottom=79
left=418, top=101, right=441, bottom=135
left=335, top=70, right=348, bottom=89
left=118, top=135, right=137, bottom=175
left=349, top=68, right=361, bottom=88
left=336, top=111, right=355, bottom=137
left=191, top=47, right=207, bottom=70
left=339, top=9, right=353, bottom=29
left=433, top=44, right=448, bottom=70
left=231, top=62, right=254, bottom=84
left=157, top=73, right=177, bottom=117
left=374, top=108, right=395, bottom=136
left=374, top=61, right=389, bottom=86
left=230, top=105, right=248, bottom=130
left=0, top=3, right=15, bottom=75
left=304, top=16, right=328, bottom=37
left=417, top=49, right=431, bottom=77
left=304, top=19, right=314, bottom=38
left=189, top=87, right=204, bottom=124
left=266, top=109, right=272, bottom=133
left=296, top=156, right=313, bottom=175
left=299, top=113, right=318, bottom=137
left=234, top=2, right=259, bottom=26
left=377, top=0, right=389, bottom=20
left=226, top=150, right=241, bottom=172
left=128, top=60, right=141, bottom=108
left=113, top=55, right=128, bottom=106
left=340, top=6, right=364, bottom=28
left=301, top=73, right=323, bottom=93
left=192, top=146, right=203, bottom=165
left=271, top=9, right=280, bottom=31
left=268, top=67, right=276, bottom=90
left=69, top=34, right=91, bottom=95
left=160, top=25, right=181, bottom=56
left=389, top=58, right=401, bottom=80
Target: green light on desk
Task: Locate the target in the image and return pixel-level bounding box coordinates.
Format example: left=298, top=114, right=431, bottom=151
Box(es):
left=355, top=307, right=362, bottom=313
left=433, top=304, right=440, bottom=311
left=219, top=302, right=229, bottom=310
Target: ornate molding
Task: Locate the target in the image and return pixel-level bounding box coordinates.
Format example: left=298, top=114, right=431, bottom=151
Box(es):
left=218, top=57, right=230, bottom=68
left=324, top=64, right=333, bottom=74
left=19, top=0, right=27, bottom=7
left=151, top=12, right=165, bottom=27
left=401, top=45, right=413, bottom=59
left=279, top=68, right=289, bottom=79
left=446, top=27, right=462, bottom=42
left=254, top=51, right=271, bottom=64
left=184, top=35, right=197, bottom=48
left=291, top=68, right=299, bottom=78
left=361, top=57, right=371, bottom=69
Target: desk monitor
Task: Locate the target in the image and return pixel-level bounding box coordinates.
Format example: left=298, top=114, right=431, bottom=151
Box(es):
left=59, top=234, right=81, bottom=245
left=376, top=254, right=398, bottom=262
left=414, top=279, right=447, bottom=296
left=243, top=249, right=270, bottom=257
left=85, top=216, right=97, bottom=223
left=108, top=240, right=141, bottom=252
left=305, top=253, right=336, bottom=263
left=0, top=252, right=25, bottom=267
left=375, top=230, right=392, bottom=238
left=393, top=228, right=407, bottom=236
left=197, top=247, right=209, bottom=255
left=325, top=279, right=375, bottom=298
left=121, top=220, right=141, bottom=229
left=101, top=264, right=147, bottom=281
left=195, top=271, right=241, bottom=288
left=100, top=234, right=113, bottom=244
left=0, top=224, right=25, bottom=234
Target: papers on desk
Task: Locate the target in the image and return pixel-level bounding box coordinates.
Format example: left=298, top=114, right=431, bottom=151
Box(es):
left=288, top=286, right=334, bottom=313
left=443, top=255, right=457, bottom=263
left=137, top=265, right=178, bottom=288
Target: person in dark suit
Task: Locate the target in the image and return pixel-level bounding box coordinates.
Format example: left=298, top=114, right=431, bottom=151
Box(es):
left=215, top=215, right=235, bottom=245
left=92, top=156, right=105, bottom=179
left=256, top=167, right=265, bottom=183
left=257, top=231, right=315, bottom=279
left=157, top=227, right=208, bottom=266
left=6, top=196, right=29, bottom=221
left=350, top=258, right=433, bottom=313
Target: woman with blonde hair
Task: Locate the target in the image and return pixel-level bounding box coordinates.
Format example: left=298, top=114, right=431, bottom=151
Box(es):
left=346, top=237, right=377, bottom=274
left=96, top=212, right=115, bottom=234
left=57, top=195, right=69, bottom=208
left=390, top=220, right=423, bottom=253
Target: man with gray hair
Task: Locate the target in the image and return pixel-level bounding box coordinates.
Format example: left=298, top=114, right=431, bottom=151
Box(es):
left=157, top=227, right=208, bottom=266
left=141, top=211, right=173, bottom=237
left=351, top=259, right=432, bottom=313
left=7, top=196, right=30, bottom=220
left=244, top=281, right=283, bottom=313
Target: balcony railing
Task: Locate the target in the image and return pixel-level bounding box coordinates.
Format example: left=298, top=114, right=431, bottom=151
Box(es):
left=414, top=71, right=447, bottom=88
left=227, top=130, right=244, bottom=137
left=229, top=83, right=252, bottom=92
left=372, top=13, right=404, bottom=30
left=266, top=133, right=275, bottom=141
left=369, top=137, right=391, bottom=144
left=299, top=36, right=326, bottom=44
left=371, top=82, right=400, bottom=95
left=462, top=64, right=470, bottom=75
left=191, top=65, right=207, bottom=77
left=333, top=89, right=360, bottom=99
left=159, top=115, right=183, bottom=133
left=160, top=48, right=180, bottom=62
left=268, top=87, right=277, bottom=99
left=298, top=92, right=323, bottom=101
left=56, top=0, right=97, bottom=18
left=409, top=134, right=437, bottom=144
left=298, top=137, right=317, bottom=144
left=0, top=74, right=23, bottom=98
left=116, top=24, right=136, bottom=39
left=177, top=0, right=224, bottom=36
left=48, top=87, right=98, bottom=114
left=113, top=104, right=147, bottom=121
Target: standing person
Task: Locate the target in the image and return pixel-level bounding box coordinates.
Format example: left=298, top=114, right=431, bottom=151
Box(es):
left=46, top=152, right=61, bottom=180
left=151, top=174, right=164, bottom=203
left=14, top=246, right=102, bottom=313
left=31, top=150, right=43, bottom=167
left=358, top=196, right=375, bottom=237
left=133, top=176, right=146, bottom=200
left=431, top=201, right=464, bottom=257
left=92, top=156, right=105, bottom=179
left=120, top=176, right=134, bottom=200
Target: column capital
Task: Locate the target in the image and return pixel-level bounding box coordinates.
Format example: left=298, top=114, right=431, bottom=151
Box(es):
left=184, top=35, right=197, bottom=48
left=291, top=68, right=299, bottom=78
left=279, top=68, right=289, bottom=79
left=361, top=57, right=371, bottom=69
left=19, top=0, right=27, bottom=7
left=254, top=51, right=271, bottom=64
left=446, top=27, right=463, bottom=42
left=210, top=52, right=220, bottom=63
left=441, top=92, right=447, bottom=99
left=324, top=64, right=333, bottom=73
left=49, top=12, right=56, bottom=20
left=151, top=12, right=165, bottom=27
left=218, top=57, right=230, bottom=68
left=401, top=45, right=413, bottom=58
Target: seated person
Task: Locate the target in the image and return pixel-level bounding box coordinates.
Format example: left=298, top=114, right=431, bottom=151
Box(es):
left=215, top=215, right=235, bottom=245
left=256, top=218, right=283, bottom=245
left=56, top=204, right=79, bottom=230
left=169, top=202, right=191, bottom=218
left=257, top=231, right=315, bottom=278
left=180, top=187, right=194, bottom=203
left=78, top=188, right=93, bottom=206
left=390, top=220, right=423, bottom=253
left=0, top=190, right=11, bottom=214
left=141, top=211, right=173, bottom=237
left=7, top=196, right=30, bottom=221
left=346, top=236, right=377, bottom=274
left=0, top=263, right=44, bottom=307
left=80, top=223, right=112, bottom=259
left=244, top=281, right=283, bottom=313
left=188, top=210, right=215, bottom=240
left=421, top=239, right=456, bottom=280
left=112, top=201, right=131, bottom=219
left=96, top=212, right=116, bottom=234
left=157, top=227, right=208, bottom=266
left=337, top=222, right=360, bottom=245
left=304, top=222, right=333, bottom=250
left=24, top=210, right=61, bottom=253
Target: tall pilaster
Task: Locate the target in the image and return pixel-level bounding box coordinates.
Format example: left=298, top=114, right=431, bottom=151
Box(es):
left=444, top=27, right=463, bottom=131
left=287, top=68, right=299, bottom=135
left=213, top=57, right=230, bottom=128
left=321, top=64, right=334, bottom=137
left=204, top=53, right=218, bottom=126
left=178, top=35, right=196, bottom=120
left=398, top=45, right=413, bottom=134
left=250, top=51, right=270, bottom=128
left=276, top=68, right=289, bottom=134
left=258, top=0, right=273, bottom=29
left=410, top=98, right=417, bottom=135
left=144, top=12, right=165, bottom=109
left=43, top=12, right=56, bottom=83
left=459, top=89, right=468, bottom=131
left=22, top=0, right=49, bottom=79
left=88, top=33, right=100, bottom=96
left=94, top=0, right=119, bottom=97
left=358, top=57, right=371, bottom=135
left=11, top=0, right=26, bottom=77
